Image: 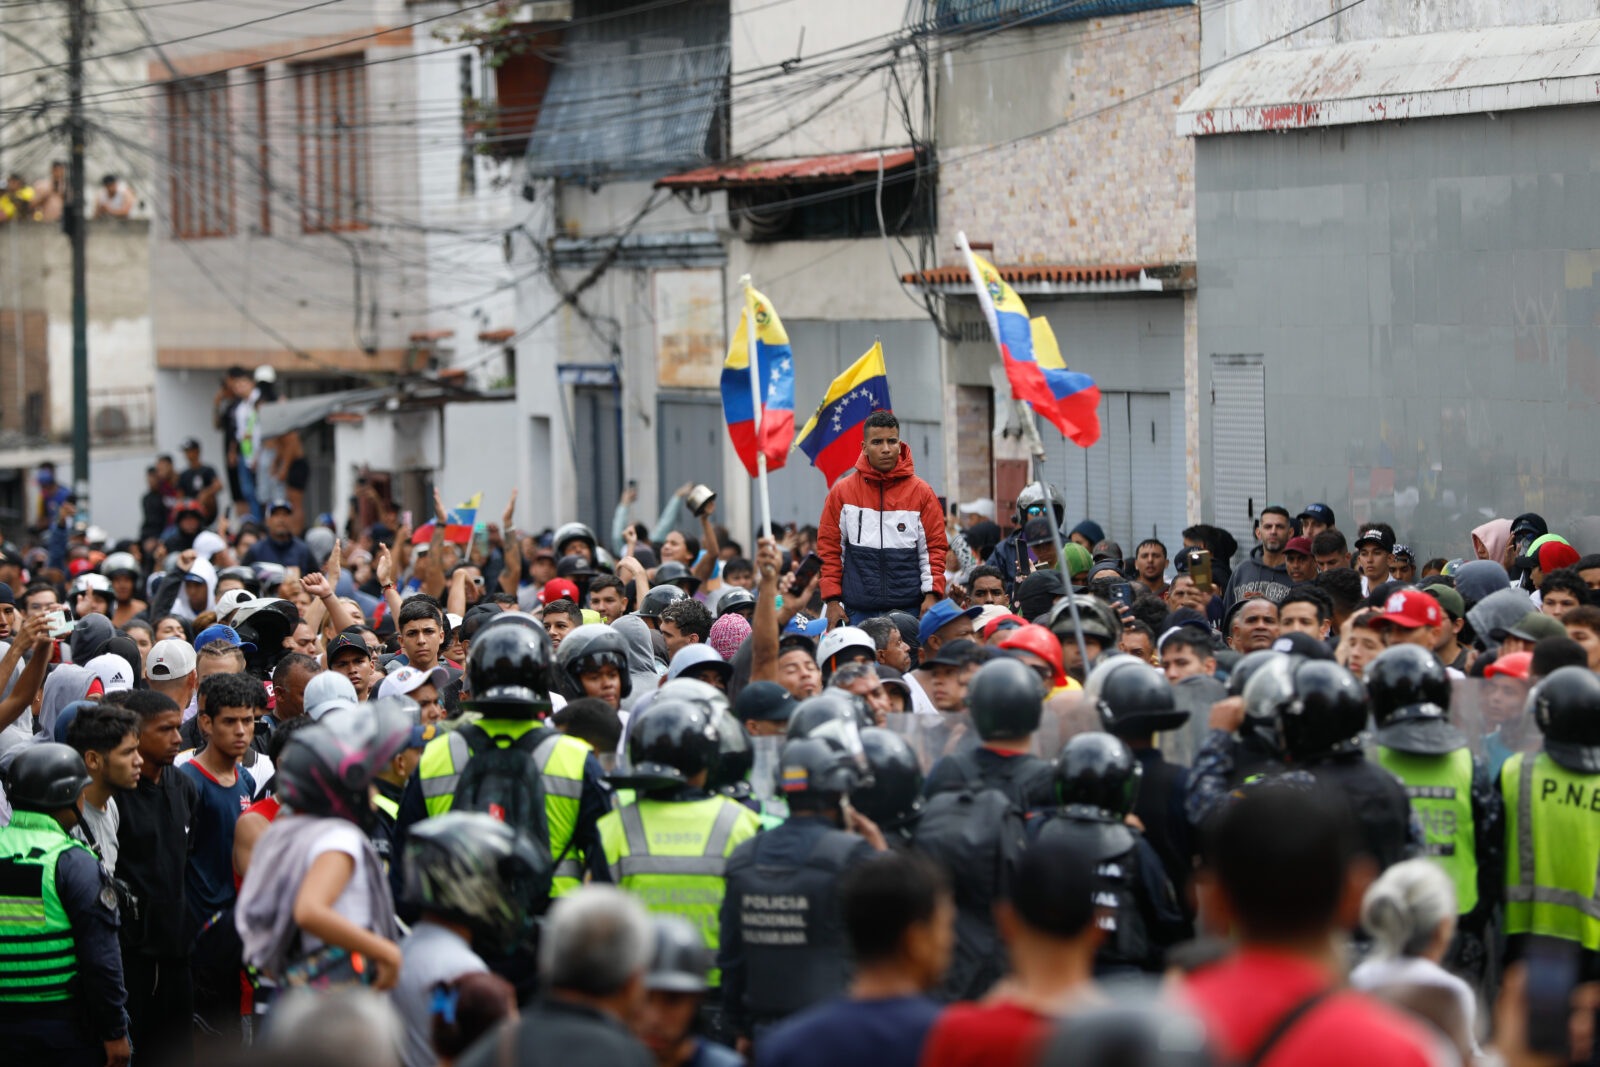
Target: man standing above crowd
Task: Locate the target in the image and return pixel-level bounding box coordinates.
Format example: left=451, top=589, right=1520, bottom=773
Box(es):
left=819, top=412, right=947, bottom=627
left=1133, top=539, right=1168, bottom=597
left=1222, top=507, right=1292, bottom=609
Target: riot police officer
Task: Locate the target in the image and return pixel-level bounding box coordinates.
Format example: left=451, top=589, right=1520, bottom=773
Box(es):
left=600, top=700, right=760, bottom=993
left=853, top=727, right=924, bottom=846
left=1367, top=644, right=1501, bottom=982
left=1502, top=667, right=1600, bottom=974
left=1034, top=733, right=1188, bottom=974
left=0, top=743, right=130, bottom=1066
left=923, top=657, right=1057, bottom=807
left=1092, top=658, right=1194, bottom=907
left=396, top=617, right=611, bottom=900
left=718, top=736, right=880, bottom=1043
left=1226, top=656, right=1415, bottom=869
left=1184, top=648, right=1297, bottom=826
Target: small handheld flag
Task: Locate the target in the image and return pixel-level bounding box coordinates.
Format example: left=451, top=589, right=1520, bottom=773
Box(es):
left=956, top=234, right=1101, bottom=448
left=720, top=285, right=796, bottom=479
left=412, top=492, right=482, bottom=545
left=794, top=342, right=892, bottom=485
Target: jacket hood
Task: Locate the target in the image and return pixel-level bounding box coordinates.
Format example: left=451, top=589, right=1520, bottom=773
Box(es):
left=171, top=557, right=218, bottom=621
left=39, top=664, right=96, bottom=737
left=1454, top=559, right=1512, bottom=605
left=1466, top=587, right=1534, bottom=644
left=612, top=615, right=664, bottom=677
left=854, top=441, right=916, bottom=484
left=1472, top=519, right=1513, bottom=566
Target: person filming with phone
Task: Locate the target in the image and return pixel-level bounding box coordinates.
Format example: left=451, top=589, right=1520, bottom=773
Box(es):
left=817, top=411, right=947, bottom=629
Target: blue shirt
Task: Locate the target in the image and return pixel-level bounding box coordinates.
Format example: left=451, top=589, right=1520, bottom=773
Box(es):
left=179, top=759, right=256, bottom=928
left=755, top=996, right=941, bottom=1067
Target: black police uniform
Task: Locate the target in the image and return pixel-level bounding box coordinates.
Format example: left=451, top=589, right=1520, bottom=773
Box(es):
left=717, top=814, right=875, bottom=1040
left=924, top=747, right=1056, bottom=809
left=1128, top=748, right=1193, bottom=907
left=0, top=821, right=128, bottom=1064
left=1304, top=752, right=1416, bottom=871
left=1031, top=811, right=1188, bottom=973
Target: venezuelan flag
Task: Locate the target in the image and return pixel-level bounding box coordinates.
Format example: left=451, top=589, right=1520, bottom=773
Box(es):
left=411, top=492, right=482, bottom=545
left=794, top=342, right=893, bottom=485
left=720, top=285, right=795, bottom=478
left=959, top=244, right=1101, bottom=448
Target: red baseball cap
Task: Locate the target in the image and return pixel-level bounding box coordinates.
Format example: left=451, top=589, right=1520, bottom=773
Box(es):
left=1537, top=540, right=1581, bottom=574
left=980, top=612, right=1027, bottom=640
left=1284, top=536, right=1313, bottom=556
left=68, top=558, right=94, bottom=577
left=1374, top=588, right=1442, bottom=629
left=1485, top=651, right=1532, bottom=680
left=539, top=578, right=580, bottom=605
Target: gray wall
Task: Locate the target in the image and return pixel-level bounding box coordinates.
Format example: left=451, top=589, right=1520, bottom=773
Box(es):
left=1196, top=105, right=1600, bottom=562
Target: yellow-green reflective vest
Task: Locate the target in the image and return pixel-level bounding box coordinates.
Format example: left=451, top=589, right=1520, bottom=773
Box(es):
left=1375, top=745, right=1478, bottom=913
left=0, top=810, right=88, bottom=1003
left=598, top=795, right=759, bottom=983
left=417, top=720, right=590, bottom=896
left=1503, top=752, right=1600, bottom=950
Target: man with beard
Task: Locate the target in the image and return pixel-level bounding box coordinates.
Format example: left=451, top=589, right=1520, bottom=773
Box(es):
left=1221, top=507, right=1292, bottom=609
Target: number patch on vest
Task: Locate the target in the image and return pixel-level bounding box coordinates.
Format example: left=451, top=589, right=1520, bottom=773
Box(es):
left=650, top=831, right=704, bottom=847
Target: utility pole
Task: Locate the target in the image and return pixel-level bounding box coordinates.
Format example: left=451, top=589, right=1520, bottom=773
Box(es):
left=68, top=0, right=90, bottom=514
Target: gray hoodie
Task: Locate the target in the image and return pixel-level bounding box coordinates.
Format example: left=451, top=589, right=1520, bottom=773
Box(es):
left=612, top=615, right=664, bottom=711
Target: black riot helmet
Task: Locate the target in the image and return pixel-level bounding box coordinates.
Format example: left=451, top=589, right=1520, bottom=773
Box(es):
left=778, top=736, right=861, bottom=811
left=1227, top=648, right=1286, bottom=697
left=622, top=699, right=721, bottom=788
left=1054, top=732, right=1142, bottom=819
left=1531, top=666, right=1600, bottom=773
left=716, top=587, right=757, bottom=619
left=1365, top=644, right=1463, bottom=756
left=4, top=742, right=92, bottom=813
left=556, top=625, right=633, bottom=700
left=1014, top=481, right=1066, bottom=527
left=651, top=680, right=751, bottom=795
left=402, top=812, right=554, bottom=942
left=853, top=727, right=923, bottom=831
left=966, top=657, right=1045, bottom=741
left=638, top=584, right=689, bottom=622
left=786, top=692, right=869, bottom=772
left=1244, top=657, right=1367, bottom=764
left=653, top=560, right=700, bottom=595
left=553, top=522, right=598, bottom=559
left=1095, top=659, right=1188, bottom=738
left=464, top=617, right=554, bottom=715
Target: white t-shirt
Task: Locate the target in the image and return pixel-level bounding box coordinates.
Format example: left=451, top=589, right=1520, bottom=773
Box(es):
left=74, top=796, right=120, bottom=875
left=301, top=822, right=375, bottom=953
left=392, top=921, right=487, bottom=1067
left=905, top=671, right=939, bottom=717
left=1350, top=954, right=1480, bottom=1054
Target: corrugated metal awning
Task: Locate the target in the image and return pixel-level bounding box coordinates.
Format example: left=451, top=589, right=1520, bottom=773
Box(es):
left=902, top=262, right=1190, bottom=295
left=524, top=0, right=729, bottom=180
left=656, top=149, right=917, bottom=189
left=1179, top=17, right=1600, bottom=136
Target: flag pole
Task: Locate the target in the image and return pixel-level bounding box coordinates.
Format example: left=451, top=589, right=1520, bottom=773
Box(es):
left=955, top=231, right=1090, bottom=673
left=740, top=274, right=774, bottom=539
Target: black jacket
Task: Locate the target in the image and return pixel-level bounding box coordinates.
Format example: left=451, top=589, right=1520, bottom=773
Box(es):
left=924, top=747, right=1056, bottom=810
left=113, top=767, right=198, bottom=960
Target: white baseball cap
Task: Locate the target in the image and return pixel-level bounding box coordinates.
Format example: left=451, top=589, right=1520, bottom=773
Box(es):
left=216, top=588, right=255, bottom=622
left=304, top=670, right=359, bottom=720
left=383, top=664, right=449, bottom=698
left=84, top=652, right=135, bottom=694
left=145, top=638, right=198, bottom=681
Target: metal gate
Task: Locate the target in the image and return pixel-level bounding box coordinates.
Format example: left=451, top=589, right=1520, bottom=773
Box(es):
left=657, top=394, right=724, bottom=536
left=1209, top=354, right=1267, bottom=551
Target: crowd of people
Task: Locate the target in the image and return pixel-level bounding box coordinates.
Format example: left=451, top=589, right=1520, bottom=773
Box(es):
left=3, top=407, right=1600, bottom=1067
left=0, top=164, right=136, bottom=224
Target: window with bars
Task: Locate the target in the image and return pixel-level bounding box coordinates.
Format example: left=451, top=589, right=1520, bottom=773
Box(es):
left=248, top=67, right=270, bottom=234
left=165, top=73, right=234, bottom=239
left=294, top=56, right=370, bottom=233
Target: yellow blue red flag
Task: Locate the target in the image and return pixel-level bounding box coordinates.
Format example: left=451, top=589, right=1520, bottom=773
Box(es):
left=721, top=286, right=796, bottom=477
left=959, top=247, right=1100, bottom=447
left=793, top=342, right=892, bottom=484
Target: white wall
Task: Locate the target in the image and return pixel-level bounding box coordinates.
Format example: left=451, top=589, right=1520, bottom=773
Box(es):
left=1200, top=0, right=1600, bottom=65
left=439, top=400, right=520, bottom=525
left=730, top=0, right=912, bottom=158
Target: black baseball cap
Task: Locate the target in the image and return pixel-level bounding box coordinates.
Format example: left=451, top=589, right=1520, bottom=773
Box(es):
left=1269, top=631, right=1334, bottom=660
left=1511, top=512, right=1549, bottom=541
left=924, top=637, right=982, bottom=669
left=1024, top=517, right=1057, bottom=548
left=267, top=499, right=293, bottom=515
left=733, top=681, right=797, bottom=723
left=1354, top=527, right=1395, bottom=553
left=181, top=437, right=202, bottom=452
left=1297, top=503, right=1335, bottom=526
left=327, top=631, right=371, bottom=660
